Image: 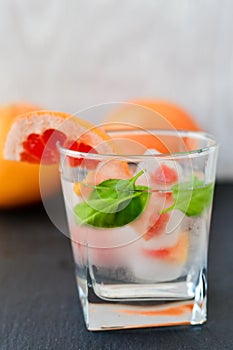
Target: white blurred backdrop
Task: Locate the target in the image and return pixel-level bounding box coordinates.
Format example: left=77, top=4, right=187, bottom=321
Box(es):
left=0, top=0, right=232, bottom=179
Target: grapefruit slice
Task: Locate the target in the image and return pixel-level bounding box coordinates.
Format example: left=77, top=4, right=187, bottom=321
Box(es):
left=4, top=110, right=115, bottom=165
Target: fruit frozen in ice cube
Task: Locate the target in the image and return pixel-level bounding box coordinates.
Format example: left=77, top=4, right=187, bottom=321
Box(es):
left=131, top=190, right=174, bottom=240
left=74, top=159, right=132, bottom=198
left=136, top=149, right=183, bottom=189
left=130, top=231, right=190, bottom=282
left=142, top=209, right=189, bottom=249
left=142, top=231, right=189, bottom=264
left=71, top=223, right=139, bottom=268
left=151, top=163, right=178, bottom=185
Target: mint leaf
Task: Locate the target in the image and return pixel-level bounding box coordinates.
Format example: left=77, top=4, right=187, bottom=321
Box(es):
left=74, top=170, right=150, bottom=228
left=161, top=176, right=214, bottom=217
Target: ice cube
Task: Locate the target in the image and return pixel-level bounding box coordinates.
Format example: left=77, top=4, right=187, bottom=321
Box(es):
left=85, top=225, right=140, bottom=268
left=129, top=230, right=190, bottom=283
left=135, top=149, right=184, bottom=191
left=129, top=251, right=184, bottom=282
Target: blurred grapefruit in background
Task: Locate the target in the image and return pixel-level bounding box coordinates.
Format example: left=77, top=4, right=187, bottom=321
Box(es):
left=103, top=99, right=201, bottom=131
left=0, top=103, right=60, bottom=208
left=102, top=99, right=201, bottom=154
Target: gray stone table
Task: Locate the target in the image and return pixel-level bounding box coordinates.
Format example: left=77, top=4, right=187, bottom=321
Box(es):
left=0, top=183, right=232, bottom=350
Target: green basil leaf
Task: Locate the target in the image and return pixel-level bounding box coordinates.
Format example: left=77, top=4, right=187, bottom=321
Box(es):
left=161, top=176, right=214, bottom=217
left=74, top=170, right=150, bottom=228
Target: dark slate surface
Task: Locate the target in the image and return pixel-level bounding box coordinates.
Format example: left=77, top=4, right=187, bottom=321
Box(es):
left=0, top=183, right=233, bottom=350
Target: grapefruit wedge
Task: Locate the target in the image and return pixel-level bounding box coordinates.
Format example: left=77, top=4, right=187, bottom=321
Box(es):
left=4, top=110, right=115, bottom=165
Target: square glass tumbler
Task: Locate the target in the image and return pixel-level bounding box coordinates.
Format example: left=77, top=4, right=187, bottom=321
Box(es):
left=59, top=130, right=218, bottom=331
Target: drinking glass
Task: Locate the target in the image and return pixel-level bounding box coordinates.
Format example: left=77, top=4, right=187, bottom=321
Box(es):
left=58, top=129, right=218, bottom=331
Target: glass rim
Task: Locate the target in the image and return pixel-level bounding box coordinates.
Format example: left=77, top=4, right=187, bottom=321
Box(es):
left=57, top=129, right=219, bottom=161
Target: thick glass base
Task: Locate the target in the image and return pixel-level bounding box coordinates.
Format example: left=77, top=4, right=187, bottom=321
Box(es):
left=76, top=268, right=207, bottom=331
